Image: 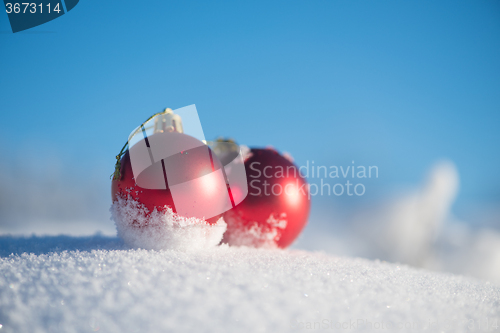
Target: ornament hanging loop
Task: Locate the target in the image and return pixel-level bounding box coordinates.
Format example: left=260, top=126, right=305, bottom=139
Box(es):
left=111, top=107, right=184, bottom=180
left=154, top=108, right=184, bottom=134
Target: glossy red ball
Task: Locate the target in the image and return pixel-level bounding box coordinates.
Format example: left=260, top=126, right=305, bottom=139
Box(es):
left=222, top=148, right=310, bottom=248
left=111, top=132, right=224, bottom=225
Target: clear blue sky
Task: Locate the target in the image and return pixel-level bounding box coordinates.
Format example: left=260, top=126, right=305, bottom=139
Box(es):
left=1, top=0, right=499, bottom=222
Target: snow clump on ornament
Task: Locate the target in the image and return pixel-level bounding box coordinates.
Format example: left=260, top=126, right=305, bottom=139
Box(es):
left=110, top=194, right=226, bottom=251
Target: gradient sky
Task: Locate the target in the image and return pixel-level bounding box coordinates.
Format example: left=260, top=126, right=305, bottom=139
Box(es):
left=1, top=0, right=499, bottom=225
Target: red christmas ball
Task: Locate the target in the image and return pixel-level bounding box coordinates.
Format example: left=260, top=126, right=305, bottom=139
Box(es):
left=111, top=132, right=224, bottom=225
left=222, top=147, right=310, bottom=248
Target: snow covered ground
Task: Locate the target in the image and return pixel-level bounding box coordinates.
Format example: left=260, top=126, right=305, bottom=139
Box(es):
left=1, top=235, right=499, bottom=333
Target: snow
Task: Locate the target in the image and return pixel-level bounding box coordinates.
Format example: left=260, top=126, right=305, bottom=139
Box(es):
left=1, top=236, right=500, bottom=333
left=222, top=210, right=287, bottom=248
left=110, top=195, right=226, bottom=251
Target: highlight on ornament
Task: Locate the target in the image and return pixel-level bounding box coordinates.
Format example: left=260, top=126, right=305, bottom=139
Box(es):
left=110, top=105, right=310, bottom=250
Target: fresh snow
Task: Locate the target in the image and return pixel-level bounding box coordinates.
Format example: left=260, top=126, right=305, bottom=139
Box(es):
left=1, top=235, right=499, bottom=333
left=110, top=195, right=227, bottom=251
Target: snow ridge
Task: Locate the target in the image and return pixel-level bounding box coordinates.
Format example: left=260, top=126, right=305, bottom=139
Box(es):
left=0, top=242, right=499, bottom=333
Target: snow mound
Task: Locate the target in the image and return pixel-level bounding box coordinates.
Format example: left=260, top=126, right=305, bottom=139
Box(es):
left=110, top=195, right=226, bottom=251
left=0, top=236, right=499, bottom=333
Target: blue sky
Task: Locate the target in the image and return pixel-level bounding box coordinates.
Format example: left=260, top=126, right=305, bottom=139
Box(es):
left=1, top=0, right=499, bottom=224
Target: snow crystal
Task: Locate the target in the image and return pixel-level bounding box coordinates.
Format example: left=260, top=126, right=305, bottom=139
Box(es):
left=0, top=237, right=499, bottom=333
left=110, top=195, right=226, bottom=251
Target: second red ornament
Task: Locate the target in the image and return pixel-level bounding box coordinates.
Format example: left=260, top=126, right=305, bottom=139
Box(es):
left=222, top=147, right=310, bottom=248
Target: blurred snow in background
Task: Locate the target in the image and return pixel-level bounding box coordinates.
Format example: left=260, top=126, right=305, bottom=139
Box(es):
left=0, top=146, right=115, bottom=236
left=295, top=161, right=500, bottom=284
